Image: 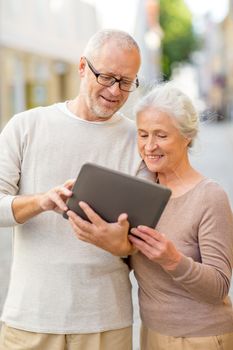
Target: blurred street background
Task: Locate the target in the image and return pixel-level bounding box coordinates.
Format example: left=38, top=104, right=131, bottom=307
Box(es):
left=1, top=1, right=233, bottom=349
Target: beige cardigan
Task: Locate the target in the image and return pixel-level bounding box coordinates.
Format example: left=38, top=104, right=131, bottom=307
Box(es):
left=131, top=178, right=233, bottom=337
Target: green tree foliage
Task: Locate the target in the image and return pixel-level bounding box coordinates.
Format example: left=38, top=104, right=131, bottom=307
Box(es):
left=160, top=0, right=198, bottom=79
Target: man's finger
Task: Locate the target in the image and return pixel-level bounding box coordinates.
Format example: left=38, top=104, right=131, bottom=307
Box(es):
left=64, top=179, right=75, bottom=189
left=52, top=192, right=68, bottom=211
left=67, top=211, right=92, bottom=231
left=79, top=201, right=103, bottom=225
left=117, top=213, right=129, bottom=226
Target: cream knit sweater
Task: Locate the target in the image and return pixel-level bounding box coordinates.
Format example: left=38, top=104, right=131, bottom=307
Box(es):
left=0, top=103, right=143, bottom=333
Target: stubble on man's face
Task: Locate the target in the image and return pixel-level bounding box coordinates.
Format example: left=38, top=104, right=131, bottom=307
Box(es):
left=86, top=89, right=127, bottom=119
left=81, top=44, right=140, bottom=121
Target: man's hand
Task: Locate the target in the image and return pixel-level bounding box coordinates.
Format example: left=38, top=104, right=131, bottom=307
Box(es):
left=12, top=179, right=75, bottom=224
left=38, top=179, right=74, bottom=213
left=67, top=201, right=135, bottom=256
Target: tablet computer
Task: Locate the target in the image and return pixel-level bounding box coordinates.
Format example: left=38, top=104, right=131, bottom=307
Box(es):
left=63, top=163, right=171, bottom=228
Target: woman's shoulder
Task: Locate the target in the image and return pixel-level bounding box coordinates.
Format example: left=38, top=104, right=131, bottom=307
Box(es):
left=194, top=178, right=232, bottom=216
left=173, top=177, right=231, bottom=213
left=197, top=178, right=229, bottom=199
left=173, top=178, right=227, bottom=202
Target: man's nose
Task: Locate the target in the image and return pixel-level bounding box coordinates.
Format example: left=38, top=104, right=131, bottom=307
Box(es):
left=107, top=82, right=122, bottom=96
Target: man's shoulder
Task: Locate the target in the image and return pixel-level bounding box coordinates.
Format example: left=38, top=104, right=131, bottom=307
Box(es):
left=118, top=113, right=135, bottom=124
left=9, top=104, right=57, bottom=124
left=116, top=113, right=136, bottom=130
left=16, top=104, right=56, bottom=117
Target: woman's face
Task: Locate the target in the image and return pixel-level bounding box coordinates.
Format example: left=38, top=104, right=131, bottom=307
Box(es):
left=137, top=108, right=190, bottom=174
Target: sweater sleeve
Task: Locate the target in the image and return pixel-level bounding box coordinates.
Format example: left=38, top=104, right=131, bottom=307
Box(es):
left=168, top=184, right=233, bottom=304
left=0, top=115, right=23, bottom=226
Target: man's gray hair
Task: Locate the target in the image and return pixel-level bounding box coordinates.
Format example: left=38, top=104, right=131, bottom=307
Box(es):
left=134, top=81, right=199, bottom=148
left=83, top=29, right=140, bottom=59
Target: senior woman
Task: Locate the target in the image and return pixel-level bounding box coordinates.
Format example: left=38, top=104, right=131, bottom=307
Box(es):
left=68, top=82, right=233, bottom=350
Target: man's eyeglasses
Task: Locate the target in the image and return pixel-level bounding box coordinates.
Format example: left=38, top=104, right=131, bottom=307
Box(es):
left=84, top=57, right=139, bottom=92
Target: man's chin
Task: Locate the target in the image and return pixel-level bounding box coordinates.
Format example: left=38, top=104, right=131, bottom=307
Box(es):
left=97, top=113, right=114, bottom=119
left=92, top=107, right=119, bottom=119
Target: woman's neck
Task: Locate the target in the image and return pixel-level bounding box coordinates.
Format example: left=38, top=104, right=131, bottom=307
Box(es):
left=157, top=164, right=204, bottom=198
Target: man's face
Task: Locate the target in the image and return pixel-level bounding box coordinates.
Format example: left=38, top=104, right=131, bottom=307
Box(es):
left=79, top=42, right=141, bottom=121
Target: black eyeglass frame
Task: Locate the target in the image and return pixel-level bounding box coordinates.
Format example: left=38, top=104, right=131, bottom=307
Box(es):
left=84, top=57, right=139, bottom=92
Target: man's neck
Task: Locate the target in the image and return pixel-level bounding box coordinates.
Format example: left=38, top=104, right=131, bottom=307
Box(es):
left=67, top=97, right=112, bottom=122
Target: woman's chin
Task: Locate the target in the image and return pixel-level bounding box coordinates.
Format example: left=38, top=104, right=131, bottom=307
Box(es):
left=145, top=162, right=160, bottom=173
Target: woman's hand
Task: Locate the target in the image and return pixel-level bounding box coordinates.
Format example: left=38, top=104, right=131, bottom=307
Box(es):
left=129, top=226, right=182, bottom=271
left=67, top=201, right=136, bottom=256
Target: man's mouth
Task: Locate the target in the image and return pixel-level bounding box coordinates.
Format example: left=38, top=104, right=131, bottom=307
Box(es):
left=101, top=95, right=119, bottom=103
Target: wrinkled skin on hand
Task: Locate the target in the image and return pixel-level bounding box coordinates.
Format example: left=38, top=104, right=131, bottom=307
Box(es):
left=67, top=201, right=136, bottom=256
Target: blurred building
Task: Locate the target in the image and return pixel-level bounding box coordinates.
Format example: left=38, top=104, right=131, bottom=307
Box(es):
left=134, top=0, right=163, bottom=86
left=222, top=0, right=233, bottom=120
left=193, top=1, right=233, bottom=121
left=94, top=0, right=162, bottom=87
left=0, top=0, right=98, bottom=128
left=119, top=0, right=162, bottom=118
left=194, top=16, right=225, bottom=118
left=0, top=0, right=163, bottom=127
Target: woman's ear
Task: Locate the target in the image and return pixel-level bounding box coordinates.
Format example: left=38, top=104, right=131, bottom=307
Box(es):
left=186, top=137, right=192, bottom=147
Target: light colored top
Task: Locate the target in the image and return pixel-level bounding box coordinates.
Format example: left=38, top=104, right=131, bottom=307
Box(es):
left=0, top=103, right=144, bottom=333
left=131, top=178, right=233, bottom=337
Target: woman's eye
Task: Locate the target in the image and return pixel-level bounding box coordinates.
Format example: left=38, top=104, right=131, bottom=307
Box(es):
left=157, top=134, right=167, bottom=139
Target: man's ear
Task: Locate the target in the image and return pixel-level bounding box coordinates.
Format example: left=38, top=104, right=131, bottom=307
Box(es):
left=78, top=57, right=86, bottom=77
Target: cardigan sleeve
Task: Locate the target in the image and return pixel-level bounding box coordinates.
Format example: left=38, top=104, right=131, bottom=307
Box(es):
left=168, top=183, right=233, bottom=304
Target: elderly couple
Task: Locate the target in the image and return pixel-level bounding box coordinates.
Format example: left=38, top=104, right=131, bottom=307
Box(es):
left=0, top=29, right=233, bottom=350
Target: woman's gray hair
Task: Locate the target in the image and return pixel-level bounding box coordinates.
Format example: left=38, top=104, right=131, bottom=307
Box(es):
left=83, top=29, right=140, bottom=59
left=135, top=82, right=199, bottom=148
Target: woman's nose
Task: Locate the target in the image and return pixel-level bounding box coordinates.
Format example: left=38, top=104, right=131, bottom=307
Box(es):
left=145, top=138, right=158, bottom=151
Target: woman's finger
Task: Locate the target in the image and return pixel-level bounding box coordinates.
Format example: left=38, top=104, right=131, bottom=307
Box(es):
left=135, top=226, right=165, bottom=242
left=130, top=228, right=156, bottom=243
left=130, top=228, right=160, bottom=248
left=129, top=234, right=156, bottom=259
